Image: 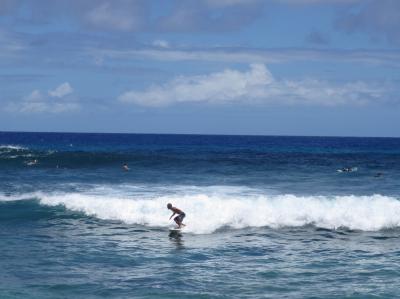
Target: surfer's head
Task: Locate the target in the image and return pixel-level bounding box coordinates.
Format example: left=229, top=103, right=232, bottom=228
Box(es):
left=167, top=203, right=172, bottom=209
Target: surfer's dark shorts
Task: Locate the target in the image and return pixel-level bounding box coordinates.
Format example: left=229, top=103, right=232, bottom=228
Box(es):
left=174, top=213, right=185, bottom=223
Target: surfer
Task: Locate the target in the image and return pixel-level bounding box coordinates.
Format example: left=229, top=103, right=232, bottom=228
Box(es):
left=26, top=159, right=38, bottom=166
left=167, top=203, right=186, bottom=228
left=338, top=167, right=357, bottom=173
left=122, top=163, right=130, bottom=171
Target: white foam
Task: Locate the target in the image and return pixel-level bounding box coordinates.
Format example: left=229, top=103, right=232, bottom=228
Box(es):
left=0, top=193, right=37, bottom=202
left=0, top=144, right=29, bottom=158
left=0, top=145, right=26, bottom=151
left=33, top=187, right=400, bottom=234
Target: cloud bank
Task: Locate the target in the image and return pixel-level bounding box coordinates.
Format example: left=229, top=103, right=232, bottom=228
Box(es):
left=118, top=64, right=387, bottom=107
left=7, top=82, right=79, bottom=113
left=83, top=0, right=148, bottom=32
left=336, top=0, right=400, bottom=45
left=48, top=82, right=73, bottom=98
left=91, top=46, right=400, bottom=67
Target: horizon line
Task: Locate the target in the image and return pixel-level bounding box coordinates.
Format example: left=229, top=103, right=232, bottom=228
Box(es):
left=0, top=130, right=399, bottom=139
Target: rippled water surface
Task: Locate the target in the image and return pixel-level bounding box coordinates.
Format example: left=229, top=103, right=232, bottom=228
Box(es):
left=1, top=132, right=400, bottom=298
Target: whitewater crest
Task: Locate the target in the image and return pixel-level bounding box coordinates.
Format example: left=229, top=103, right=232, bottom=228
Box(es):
left=21, top=189, right=398, bottom=234
left=2, top=187, right=400, bottom=234
left=0, top=145, right=28, bottom=154
left=0, top=144, right=27, bottom=150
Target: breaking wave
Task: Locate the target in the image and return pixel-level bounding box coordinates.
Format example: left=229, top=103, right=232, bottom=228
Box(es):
left=2, top=186, right=400, bottom=234
left=0, top=145, right=27, bottom=151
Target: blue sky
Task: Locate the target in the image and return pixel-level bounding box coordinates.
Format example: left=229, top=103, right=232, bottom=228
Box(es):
left=0, top=0, right=399, bottom=136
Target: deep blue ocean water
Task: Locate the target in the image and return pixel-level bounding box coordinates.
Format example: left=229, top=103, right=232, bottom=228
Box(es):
left=1, top=132, right=400, bottom=298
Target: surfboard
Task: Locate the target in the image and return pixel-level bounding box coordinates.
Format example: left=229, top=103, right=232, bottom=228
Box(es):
left=169, top=225, right=186, bottom=233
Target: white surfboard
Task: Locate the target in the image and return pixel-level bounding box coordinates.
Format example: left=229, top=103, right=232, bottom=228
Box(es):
left=169, top=226, right=184, bottom=232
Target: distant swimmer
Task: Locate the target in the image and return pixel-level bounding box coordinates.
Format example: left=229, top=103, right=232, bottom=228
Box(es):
left=167, top=203, right=186, bottom=229
left=337, top=167, right=357, bottom=173
left=374, top=172, right=383, bottom=178
left=122, top=163, right=130, bottom=171
left=25, top=159, right=38, bottom=166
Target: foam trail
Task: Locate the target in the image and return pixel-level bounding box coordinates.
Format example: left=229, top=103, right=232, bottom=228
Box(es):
left=0, top=145, right=26, bottom=151
left=0, top=193, right=37, bottom=202
left=36, top=191, right=400, bottom=234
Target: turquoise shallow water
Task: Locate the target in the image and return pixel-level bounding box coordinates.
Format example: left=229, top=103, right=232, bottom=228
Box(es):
left=1, top=132, right=400, bottom=298
left=2, top=203, right=400, bottom=299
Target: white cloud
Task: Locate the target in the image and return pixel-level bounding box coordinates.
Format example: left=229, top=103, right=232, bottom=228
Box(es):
left=0, top=29, right=25, bottom=60
left=90, top=47, right=400, bottom=67
left=26, top=90, right=44, bottom=102
left=7, top=82, right=79, bottom=113
left=85, top=1, right=143, bottom=31
left=15, top=101, right=79, bottom=114
left=336, top=0, right=400, bottom=45
left=152, top=40, right=170, bottom=48
left=48, top=82, right=73, bottom=98
left=118, top=64, right=387, bottom=107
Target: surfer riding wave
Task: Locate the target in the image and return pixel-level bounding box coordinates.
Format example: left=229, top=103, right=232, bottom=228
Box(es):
left=167, top=203, right=186, bottom=228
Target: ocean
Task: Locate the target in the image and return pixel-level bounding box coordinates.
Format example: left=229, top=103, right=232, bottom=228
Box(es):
left=1, top=132, right=400, bottom=298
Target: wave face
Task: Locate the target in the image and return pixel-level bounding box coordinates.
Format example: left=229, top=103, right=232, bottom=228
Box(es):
left=3, top=187, right=400, bottom=234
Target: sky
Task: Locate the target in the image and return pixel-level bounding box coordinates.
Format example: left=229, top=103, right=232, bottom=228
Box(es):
left=0, top=0, right=399, bottom=137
